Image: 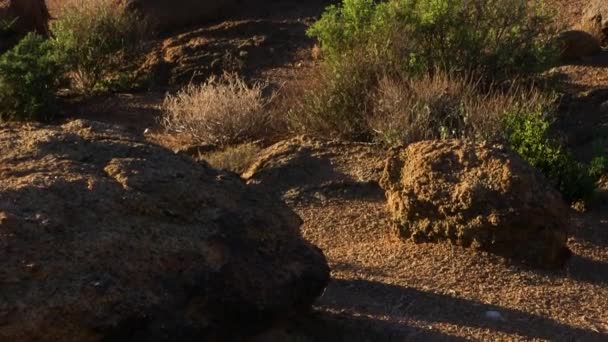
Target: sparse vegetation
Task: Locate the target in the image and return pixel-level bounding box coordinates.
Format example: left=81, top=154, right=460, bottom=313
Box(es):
left=51, top=0, right=145, bottom=93
left=367, top=73, right=546, bottom=145
left=161, top=73, right=272, bottom=146
left=505, top=108, right=607, bottom=202
left=292, top=0, right=561, bottom=141
left=288, top=57, right=376, bottom=140
left=201, top=143, right=263, bottom=174
left=308, top=0, right=558, bottom=80
left=0, top=33, right=63, bottom=121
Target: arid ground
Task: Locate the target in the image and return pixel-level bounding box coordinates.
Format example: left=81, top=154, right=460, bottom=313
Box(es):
left=40, top=0, right=608, bottom=340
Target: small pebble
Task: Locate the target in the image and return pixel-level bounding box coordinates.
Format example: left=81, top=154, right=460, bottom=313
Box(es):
left=485, top=310, right=505, bottom=321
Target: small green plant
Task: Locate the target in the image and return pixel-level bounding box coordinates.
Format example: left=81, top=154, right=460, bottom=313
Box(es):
left=505, top=109, right=599, bottom=202
left=0, top=33, right=63, bottom=121
left=51, top=0, right=145, bottom=93
left=589, top=155, right=608, bottom=179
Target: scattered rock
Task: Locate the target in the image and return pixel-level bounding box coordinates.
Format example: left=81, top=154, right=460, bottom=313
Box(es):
left=581, top=0, right=608, bottom=46
left=0, top=120, right=330, bottom=342
left=243, top=136, right=387, bottom=202
left=380, top=140, right=571, bottom=268
left=558, top=30, right=601, bottom=61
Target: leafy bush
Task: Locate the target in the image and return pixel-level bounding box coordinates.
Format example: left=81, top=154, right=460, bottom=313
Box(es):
left=0, top=33, right=63, bottom=121
left=308, top=0, right=558, bottom=81
left=294, top=0, right=559, bottom=140
left=505, top=109, right=599, bottom=202
left=161, top=73, right=272, bottom=146
left=51, top=0, right=145, bottom=93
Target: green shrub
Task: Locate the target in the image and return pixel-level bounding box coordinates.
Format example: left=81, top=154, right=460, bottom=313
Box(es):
left=51, top=0, right=145, bottom=93
left=309, top=0, right=558, bottom=81
left=505, top=109, right=598, bottom=202
left=0, top=33, right=63, bottom=121
left=589, top=155, right=608, bottom=179
left=295, top=0, right=559, bottom=140
left=288, top=55, right=377, bottom=140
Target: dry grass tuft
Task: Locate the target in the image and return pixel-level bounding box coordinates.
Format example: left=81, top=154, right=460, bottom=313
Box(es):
left=161, top=73, right=272, bottom=146
left=200, top=143, right=263, bottom=174
left=368, top=72, right=555, bottom=145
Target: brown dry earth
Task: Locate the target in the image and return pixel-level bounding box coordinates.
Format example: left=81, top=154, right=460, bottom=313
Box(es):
left=285, top=183, right=608, bottom=341
left=49, top=0, right=608, bottom=340
left=245, top=139, right=608, bottom=341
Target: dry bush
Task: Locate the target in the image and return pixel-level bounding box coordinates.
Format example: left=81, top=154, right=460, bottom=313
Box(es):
left=368, top=72, right=554, bottom=145
left=161, top=73, right=272, bottom=146
left=287, top=54, right=377, bottom=140
left=200, top=143, right=263, bottom=174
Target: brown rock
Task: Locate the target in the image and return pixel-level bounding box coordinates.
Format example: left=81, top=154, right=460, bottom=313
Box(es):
left=581, top=0, right=608, bottom=46
left=243, top=136, right=387, bottom=202
left=558, top=30, right=601, bottom=61
left=380, top=140, right=571, bottom=267
left=0, top=120, right=329, bottom=342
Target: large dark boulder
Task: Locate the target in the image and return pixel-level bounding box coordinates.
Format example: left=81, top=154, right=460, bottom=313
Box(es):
left=380, top=140, right=571, bottom=268
left=0, top=120, right=329, bottom=341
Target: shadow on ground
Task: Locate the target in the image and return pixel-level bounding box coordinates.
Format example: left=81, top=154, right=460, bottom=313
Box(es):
left=312, top=278, right=607, bottom=341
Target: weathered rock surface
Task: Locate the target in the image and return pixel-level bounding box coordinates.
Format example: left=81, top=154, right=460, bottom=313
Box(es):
left=582, top=0, right=608, bottom=46
left=121, top=0, right=238, bottom=32
left=0, top=120, right=329, bottom=342
left=0, top=0, right=49, bottom=51
left=380, top=140, right=571, bottom=267
left=243, top=136, right=387, bottom=203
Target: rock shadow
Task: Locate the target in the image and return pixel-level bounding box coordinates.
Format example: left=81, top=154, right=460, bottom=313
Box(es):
left=317, top=278, right=607, bottom=341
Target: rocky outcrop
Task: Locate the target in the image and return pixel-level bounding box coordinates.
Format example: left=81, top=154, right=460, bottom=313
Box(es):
left=380, top=140, right=571, bottom=267
left=581, top=0, right=608, bottom=46
left=121, top=0, right=238, bottom=32
left=0, top=120, right=329, bottom=342
left=243, top=136, right=387, bottom=202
